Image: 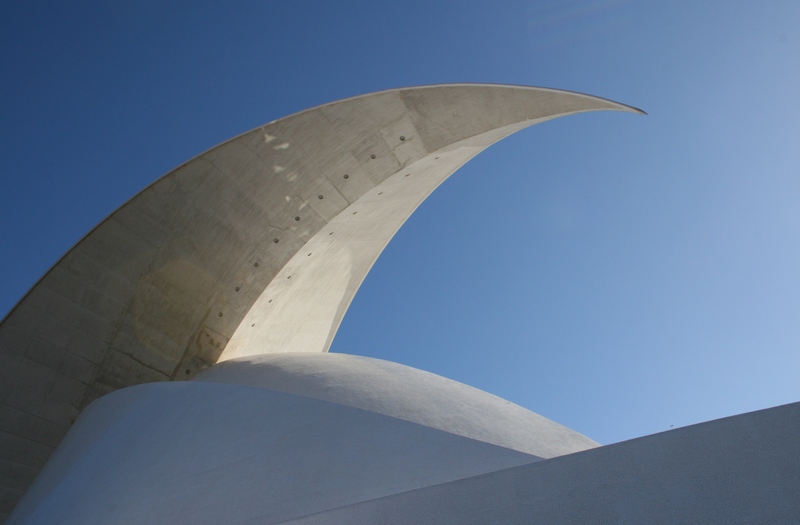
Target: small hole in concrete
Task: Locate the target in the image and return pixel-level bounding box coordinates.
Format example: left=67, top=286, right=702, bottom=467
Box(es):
left=400, top=136, right=405, bottom=141
left=235, top=287, right=240, bottom=292
left=370, top=154, right=376, bottom=159
left=287, top=275, right=292, bottom=279
left=352, top=211, right=357, bottom=215
left=318, top=195, right=323, bottom=199
left=268, top=299, right=272, bottom=303
left=218, top=312, right=223, bottom=317
left=254, top=262, right=259, bottom=267
left=185, top=369, right=190, bottom=375
left=273, top=239, right=279, bottom=243
left=251, top=323, right=255, bottom=327
left=343, top=174, right=349, bottom=179
left=307, top=253, right=312, bottom=256
left=378, top=192, right=383, bottom=195
left=295, top=216, right=300, bottom=221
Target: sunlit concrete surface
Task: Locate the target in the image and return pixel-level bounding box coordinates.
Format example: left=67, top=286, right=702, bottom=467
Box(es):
left=10, top=355, right=799, bottom=524
left=7, top=354, right=591, bottom=524
left=0, top=83, right=642, bottom=517
left=196, top=353, right=599, bottom=457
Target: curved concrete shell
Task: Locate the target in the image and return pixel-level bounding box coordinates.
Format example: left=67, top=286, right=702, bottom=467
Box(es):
left=11, top=355, right=800, bottom=524
left=194, top=353, right=600, bottom=457
left=8, top=354, right=596, bottom=524
left=0, top=84, right=642, bottom=517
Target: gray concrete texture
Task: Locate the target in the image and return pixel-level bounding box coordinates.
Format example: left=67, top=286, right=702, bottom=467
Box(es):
left=0, top=84, right=642, bottom=517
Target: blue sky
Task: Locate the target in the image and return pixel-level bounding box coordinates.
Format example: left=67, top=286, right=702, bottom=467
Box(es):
left=1, top=1, right=799, bottom=445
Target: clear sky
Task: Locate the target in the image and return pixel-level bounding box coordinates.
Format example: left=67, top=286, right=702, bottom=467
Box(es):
left=1, top=1, right=799, bottom=445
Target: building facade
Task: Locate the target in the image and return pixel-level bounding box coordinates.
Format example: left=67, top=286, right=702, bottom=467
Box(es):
left=2, top=85, right=797, bottom=523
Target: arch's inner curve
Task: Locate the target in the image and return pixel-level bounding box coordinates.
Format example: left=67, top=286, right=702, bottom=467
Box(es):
left=224, top=118, right=548, bottom=359
left=221, top=89, right=642, bottom=360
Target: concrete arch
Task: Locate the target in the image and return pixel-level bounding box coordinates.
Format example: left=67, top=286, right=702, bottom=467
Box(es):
left=0, top=84, right=642, bottom=517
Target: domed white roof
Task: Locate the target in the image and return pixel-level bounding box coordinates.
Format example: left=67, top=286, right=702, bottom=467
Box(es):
left=195, top=352, right=598, bottom=458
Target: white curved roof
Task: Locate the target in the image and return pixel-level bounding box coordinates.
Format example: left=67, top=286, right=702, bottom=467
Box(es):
left=10, top=353, right=595, bottom=523
left=8, top=379, right=542, bottom=525
left=196, top=353, right=599, bottom=458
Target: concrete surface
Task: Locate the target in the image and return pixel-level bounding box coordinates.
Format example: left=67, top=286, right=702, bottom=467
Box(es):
left=10, top=354, right=799, bottom=524
left=280, top=400, right=800, bottom=525
left=8, top=357, right=549, bottom=524
left=195, top=353, right=599, bottom=458
left=0, top=84, right=641, bottom=516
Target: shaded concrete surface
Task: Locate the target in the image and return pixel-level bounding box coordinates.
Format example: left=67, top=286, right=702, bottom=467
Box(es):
left=0, top=84, right=641, bottom=517
left=195, top=353, right=599, bottom=458
left=281, top=401, right=800, bottom=525
left=8, top=357, right=551, bottom=524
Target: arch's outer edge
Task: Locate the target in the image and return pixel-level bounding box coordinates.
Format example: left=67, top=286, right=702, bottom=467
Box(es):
left=0, top=84, right=642, bottom=518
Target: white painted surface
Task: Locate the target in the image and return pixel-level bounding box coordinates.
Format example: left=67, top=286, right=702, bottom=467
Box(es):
left=9, top=361, right=548, bottom=524
left=13, top=356, right=799, bottom=524
left=279, top=401, right=800, bottom=525
left=196, top=353, right=599, bottom=458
